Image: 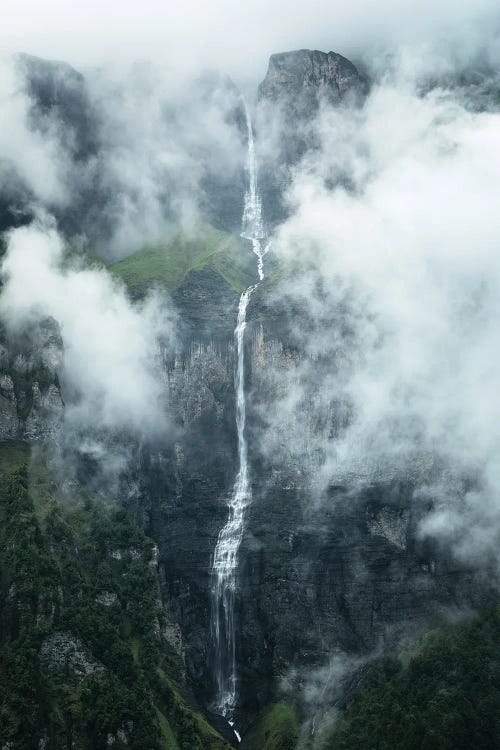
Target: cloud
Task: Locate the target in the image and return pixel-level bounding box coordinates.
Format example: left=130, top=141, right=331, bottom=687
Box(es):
left=82, top=63, right=246, bottom=257
left=1, top=0, right=500, bottom=568
left=262, top=66, right=500, bottom=568
left=282, top=652, right=373, bottom=749
left=0, top=56, right=65, bottom=206
left=1, top=0, right=500, bottom=82
left=1, top=2, right=499, bottom=261
left=0, top=219, right=174, bottom=436
left=0, top=53, right=247, bottom=259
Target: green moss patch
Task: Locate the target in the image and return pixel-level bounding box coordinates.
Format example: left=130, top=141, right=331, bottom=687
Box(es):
left=242, top=701, right=299, bottom=750
left=110, top=225, right=255, bottom=295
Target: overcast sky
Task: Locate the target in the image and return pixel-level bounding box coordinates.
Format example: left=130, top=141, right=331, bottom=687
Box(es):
left=2, top=0, right=500, bottom=83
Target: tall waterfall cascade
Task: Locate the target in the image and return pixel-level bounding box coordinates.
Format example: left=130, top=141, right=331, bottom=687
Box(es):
left=211, top=99, right=269, bottom=729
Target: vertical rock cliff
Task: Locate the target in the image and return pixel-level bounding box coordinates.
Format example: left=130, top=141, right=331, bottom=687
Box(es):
left=0, top=46, right=497, bottom=749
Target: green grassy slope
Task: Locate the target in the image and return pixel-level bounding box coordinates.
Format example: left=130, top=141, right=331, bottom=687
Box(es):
left=110, top=225, right=255, bottom=295
left=241, top=701, right=299, bottom=750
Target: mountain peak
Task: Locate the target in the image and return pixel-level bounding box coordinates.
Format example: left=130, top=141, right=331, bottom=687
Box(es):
left=258, top=48, right=367, bottom=105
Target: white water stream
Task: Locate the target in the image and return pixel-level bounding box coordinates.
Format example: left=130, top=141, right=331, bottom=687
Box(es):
left=211, top=99, right=269, bottom=728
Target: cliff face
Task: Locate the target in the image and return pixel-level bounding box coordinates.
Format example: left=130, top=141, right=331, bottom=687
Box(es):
left=3, top=55, right=249, bottom=249
left=0, top=259, right=490, bottom=738
left=17, top=53, right=100, bottom=162
left=258, top=49, right=367, bottom=109
left=141, top=271, right=491, bottom=727
left=256, top=49, right=367, bottom=228
left=0, top=47, right=495, bottom=746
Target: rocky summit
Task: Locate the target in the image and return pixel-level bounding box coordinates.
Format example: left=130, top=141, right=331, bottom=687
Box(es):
left=258, top=48, right=367, bottom=107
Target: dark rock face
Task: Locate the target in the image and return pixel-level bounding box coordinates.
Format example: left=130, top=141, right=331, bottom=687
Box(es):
left=141, top=270, right=241, bottom=707
left=17, top=53, right=100, bottom=161
left=235, top=295, right=493, bottom=718
left=238, top=464, right=491, bottom=715
left=126, top=264, right=493, bottom=729
left=0, top=55, right=248, bottom=247
left=172, top=267, right=241, bottom=342
left=0, top=165, right=34, bottom=233
left=258, top=49, right=367, bottom=112
left=256, top=50, right=367, bottom=228
left=3, top=54, right=106, bottom=242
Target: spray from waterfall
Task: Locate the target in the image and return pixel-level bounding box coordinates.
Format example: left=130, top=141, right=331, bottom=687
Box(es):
left=211, top=98, right=269, bottom=728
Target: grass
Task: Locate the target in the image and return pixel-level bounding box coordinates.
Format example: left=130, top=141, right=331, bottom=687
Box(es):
left=157, top=709, right=181, bottom=750
left=155, top=668, right=231, bottom=750
left=241, top=701, right=300, bottom=750
left=110, top=224, right=256, bottom=295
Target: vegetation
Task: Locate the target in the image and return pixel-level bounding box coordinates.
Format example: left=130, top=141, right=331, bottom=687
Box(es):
left=110, top=225, right=255, bottom=295
left=326, top=606, right=500, bottom=750
left=242, top=701, right=299, bottom=750
left=0, top=442, right=230, bottom=750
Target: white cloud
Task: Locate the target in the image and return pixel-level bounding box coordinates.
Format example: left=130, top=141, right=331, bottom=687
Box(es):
left=0, top=56, right=65, bottom=205
left=1, top=0, right=499, bottom=82
left=0, top=220, right=174, bottom=435
left=264, top=71, right=500, bottom=567
left=0, top=53, right=246, bottom=259
left=83, top=63, right=245, bottom=257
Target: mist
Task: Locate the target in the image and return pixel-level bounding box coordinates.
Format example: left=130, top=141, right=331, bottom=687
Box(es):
left=1, top=0, right=499, bottom=566
left=0, top=219, right=174, bottom=436
left=0, top=53, right=247, bottom=260
left=2, top=0, right=500, bottom=82
left=261, top=58, right=500, bottom=571
left=1, top=2, right=500, bottom=747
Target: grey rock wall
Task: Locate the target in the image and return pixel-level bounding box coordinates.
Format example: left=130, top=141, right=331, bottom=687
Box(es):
left=258, top=49, right=367, bottom=110
left=136, top=268, right=493, bottom=724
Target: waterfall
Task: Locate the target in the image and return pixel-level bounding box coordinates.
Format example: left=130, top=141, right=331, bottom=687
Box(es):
left=211, top=99, right=269, bottom=725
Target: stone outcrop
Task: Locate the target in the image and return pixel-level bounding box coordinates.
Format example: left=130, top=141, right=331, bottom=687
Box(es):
left=40, top=632, right=104, bottom=680
left=256, top=49, right=368, bottom=227
left=258, top=49, right=367, bottom=111
left=17, top=53, right=99, bottom=161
